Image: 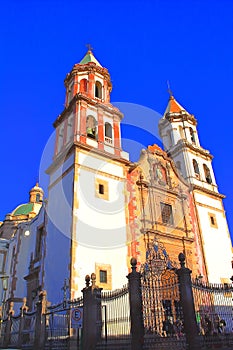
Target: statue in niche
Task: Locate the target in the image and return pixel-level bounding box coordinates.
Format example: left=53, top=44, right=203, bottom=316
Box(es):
left=155, top=164, right=167, bottom=184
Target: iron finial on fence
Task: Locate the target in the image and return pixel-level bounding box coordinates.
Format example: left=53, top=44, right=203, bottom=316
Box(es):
left=85, top=274, right=90, bottom=287
left=91, top=273, right=97, bottom=288
left=178, top=252, right=185, bottom=268
left=130, top=257, right=137, bottom=272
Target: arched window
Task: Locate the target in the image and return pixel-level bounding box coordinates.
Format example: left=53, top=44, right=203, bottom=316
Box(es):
left=80, top=79, right=88, bottom=93
left=167, top=130, right=172, bottom=148
left=190, top=128, right=196, bottom=144
left=67, top=82, right=74, bottom=103
left=95, top=81, right=102, bottom=99
left=67, top=115, right=73, bottom=142
left=57, top=125, right=64, bottom=153
left=179, top=126, right=185, bottom=139
left=203, top=164, right=212, bottom=184
left=105, top=122, right=112, bottom=143
left=86, top=116, right=97, bottom=139
left=36, top=194, right=41, bottom=202
left=193, top=159, right=200, bottom=177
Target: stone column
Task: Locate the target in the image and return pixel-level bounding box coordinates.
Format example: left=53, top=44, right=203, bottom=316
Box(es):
left=82, top=273, right=102, bottom=350
left=17, top=297, right=29, bottom=348
left=176, top=253, right=201, bottom=350
left=34, top=291, right=47, bottom=350
left=127, top=258, right=144, bottom=350
left=3, top=301, right=14, bottom=348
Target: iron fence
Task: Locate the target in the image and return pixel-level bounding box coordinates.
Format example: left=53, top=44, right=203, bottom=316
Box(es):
left=98, top=284, right=131, bottom=344
left=192, top=280, right=233, bottom=335
left=44, top=297, right=83, bottom=349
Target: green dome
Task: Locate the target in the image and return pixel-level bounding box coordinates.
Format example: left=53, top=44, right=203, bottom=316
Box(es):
left=13, top=203, right=33, bottom=216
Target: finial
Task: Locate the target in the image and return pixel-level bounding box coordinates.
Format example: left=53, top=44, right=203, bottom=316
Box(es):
left=91, top=273, right=96, bottom=287
left=86, top=43, right=93, bottom=53
left=167, top=80, right=173, bottom=98
left=130, top=257, right=137, bottom=272
left=85, top=274, right=90, bottom=287
left=178, top=252, right=186, bottom=267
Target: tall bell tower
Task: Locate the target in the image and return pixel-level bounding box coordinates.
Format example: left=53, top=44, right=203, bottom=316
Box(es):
left=45, top=49, right=130, bottom=301
left=159, top=94, right=232, bottom=283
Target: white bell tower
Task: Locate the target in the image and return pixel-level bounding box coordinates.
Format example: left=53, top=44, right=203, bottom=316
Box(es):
left=159, top=94, right=232, bottom=284
left=45, top=49, right=131, bottom=301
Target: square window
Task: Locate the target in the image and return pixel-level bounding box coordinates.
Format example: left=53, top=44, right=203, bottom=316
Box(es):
left=160, top=203, right=173, bottom=225
left=99, top=270, right=107, bottom=283
left=95, top=178, right=109, bottom=200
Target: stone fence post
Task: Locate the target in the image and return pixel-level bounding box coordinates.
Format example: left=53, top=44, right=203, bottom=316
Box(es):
left=3, top=301, right=14, bottom=348
left=127, top=257, right=144, bottom=350
left=82, top=273, right=102, bottom=350
left=17, top=297, right=29, bottom=348
left=176, top=253, right=201, bottom=350
left=34, top=290, right=47, bottom=350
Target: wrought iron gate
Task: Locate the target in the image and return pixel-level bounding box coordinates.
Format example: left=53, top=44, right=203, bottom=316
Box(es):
left=141, top=237, right=186, bottom=349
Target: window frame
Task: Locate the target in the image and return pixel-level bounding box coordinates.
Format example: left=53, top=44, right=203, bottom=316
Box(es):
left=160, top=202, right=174, bottom=225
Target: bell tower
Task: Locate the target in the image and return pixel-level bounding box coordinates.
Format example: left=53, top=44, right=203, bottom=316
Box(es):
left=45, top=49, right=130, bottom=301
left=159, top=94, right=232, bottom=283
left=54, top=48, right=125, bottom=159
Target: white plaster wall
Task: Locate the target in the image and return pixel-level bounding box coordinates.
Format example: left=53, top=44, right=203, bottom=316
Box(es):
left=74, top=245, right=128, bottom=297
left=9, top=208, right=45, bottom=313
left=195, top=201, right=232, bottom=283
left=74, top=167, right=127, bottom=246
left=45, top=170, right=74, bottom=304
left=72, top=153, right=128, bottom=295
left=50, top=154, right=74, bottom=185
left=78, top=152, right=124, bottom=178
left=194, top=193, right=222, bottom=210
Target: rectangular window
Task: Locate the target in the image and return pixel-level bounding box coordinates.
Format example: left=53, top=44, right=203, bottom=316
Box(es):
left=0, top=251, right=7, bottom=274
left=95, top=263, right=112, bottom=290
left=99, top=270, right=107, bottom=283
left=160, top=203, right=173, bottom=225
left=99, top=184, right=104, bottom=195
left=208, top=213, right=218, bottom=228
left=35, top=226, right=44, bottom=259
left=95, top=178, right=109, bottom=200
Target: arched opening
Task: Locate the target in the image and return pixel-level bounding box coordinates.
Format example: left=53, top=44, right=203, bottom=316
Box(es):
left=179, top=126, right=185, bottom=139
left=105, top=122, right=112, bottom=143
left=203, top=164, right=212, bottom=184
left=190, top=128, right=196, bottom=144
left=57, top=125, right=64, bottom=153
left=95, top=81, right=102, bottom=99
left=36, top=194, right=41, bottom=202
left=193, top=159, right=200, bottom=178
left=67, top=82, right=74, bottom=104
left=67, top=115, right=73, bottom=142
left=86, top=116, right=97, bottom=139
left=167, top=130, right=172, bottom=148
left=80, top=79, right=88, bottom=93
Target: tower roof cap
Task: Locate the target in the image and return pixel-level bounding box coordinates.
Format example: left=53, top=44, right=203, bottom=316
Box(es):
left=79, top=49, right=102, bottom=67
left=164, top=95, right=191, bottom=116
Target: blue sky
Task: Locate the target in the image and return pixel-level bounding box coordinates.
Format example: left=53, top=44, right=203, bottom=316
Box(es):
left=0, top=0, right=232, bottom=243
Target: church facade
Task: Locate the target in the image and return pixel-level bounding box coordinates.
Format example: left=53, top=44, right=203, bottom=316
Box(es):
left=0, top=50, right=232, bottom=312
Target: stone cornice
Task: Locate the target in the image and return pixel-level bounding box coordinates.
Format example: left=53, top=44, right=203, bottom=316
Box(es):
left=192, top=184, right=225, bottom=199
left=46, top=142, right=130, bottom=175
left=163, top=112, right=197, bottom=126
left=168, top=139, right=213, bottom=159
left=65, top=62, right=111, bottom=86
left=53, top=93, right=123, bottom=127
